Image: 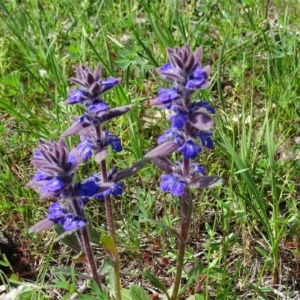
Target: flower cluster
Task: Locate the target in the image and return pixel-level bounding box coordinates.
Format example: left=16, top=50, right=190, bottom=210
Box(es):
left=146, top=44, right=222, bottom=195
left=27, top=139, right=112, bottom=231
left=61, top=64, right=132, bottom=154
left=27, top=65, right=132, bottom=233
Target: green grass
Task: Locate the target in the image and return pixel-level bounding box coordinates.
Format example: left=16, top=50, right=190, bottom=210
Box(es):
left=1, top=0, right=300, bottom=299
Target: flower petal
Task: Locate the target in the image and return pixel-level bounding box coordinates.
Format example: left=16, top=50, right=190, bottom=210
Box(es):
left=189, top=112, right=213, bottom=131
left=178, top=139, right=202, bottom=159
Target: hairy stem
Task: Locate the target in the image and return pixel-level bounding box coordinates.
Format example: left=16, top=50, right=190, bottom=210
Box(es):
left=71, top=198, right=102, bottom=289
left=171, top=119, right=192, bottom=300
left=171, top=157, right=190, bottom=300
left=101, top=163, right=122, bottom=300
left=95, top=125, right=121, bottom=300
left=101, top=161, right=116, bottom=239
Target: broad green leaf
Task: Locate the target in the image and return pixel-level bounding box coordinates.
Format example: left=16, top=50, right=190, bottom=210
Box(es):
left=161, top=285, right=174, bottom=300
left=99, top=257, right=114, bottom=276
left=105, top=271, right=115, bottom=297
left=86, top=281, right=109, bottom=300
left=88, top=224, right=101, bottom=246
left=121, top=288, right=131, bottom=300
left=130, top=285, right=150, bottom=300
left=54, top=224, right=81, bottom=252
left=101, top=235, right=117, bottom=259
left=9, top=273, right=19, bottom=281
left=90, top=279, right=103, bottom=296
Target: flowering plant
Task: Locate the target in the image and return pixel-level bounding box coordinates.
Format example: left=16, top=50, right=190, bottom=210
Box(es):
left=27, top=45, right=221, bottom=300
left=146, top=44, right=222, bottom=300
left=27, top=64, right=146, bottom=298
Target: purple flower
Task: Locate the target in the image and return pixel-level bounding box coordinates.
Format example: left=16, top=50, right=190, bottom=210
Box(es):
left=41, top=177, right=66, bottom=198
left=68, top=64, right=120, bottom=104
left=189, top=101, right=215, bottom=114
left=73, top=130, right=122, bottom=164
left=76, top=137, right=93, bottom=161
left=156, top=44, right=209, bottom=90
left=30, top=139, right=83, bottom=178
left=185, top=66, right=210, bottom=90
left=157, top=128, right=185, bottom=146
left=95, top=182, right=124, bottom=200
left=43, top=202, right=86, bottom=232
left=59, top=214, right=86, bottom=231
left=169, top=109, right=188, bottom=129
left=198, top=131, right=213, bottom=148
left=178, top=139, right=202, bottom=159
left=157, top=63, right=179, bottom=76
left=65, top=89, right=88, bottom=104
left=157, top=128, right=173, bottom=144
left=47, top=202, right=67, bottom=220
left=33, top=170, right=50, bottom=181
left=156, top=62, right=186, bottom=86
left=87, top=99, right=109, bottom=115
left=190, top=163, right=206, bottom=175
left=103, top=131, right=122, bottom=152
left=150, top=87, right=181, bottom=108
left=110, top=182, right=124, bottom=197
left=78, top=180, right=99, bottom=197
left=99, top=77, right=120, bottom=94
left=160, top=174, right=186, bottom=196
left=108, top=166, right=118, bottom=179
left=27, top=139, right=89, bottom=200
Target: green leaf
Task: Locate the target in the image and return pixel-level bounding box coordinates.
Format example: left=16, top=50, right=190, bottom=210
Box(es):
left=88, top=224, right=101, bottom=246
left=99, top=257, right=114, bottom=276
left=0, top=254, right=12, bottom=269
left=140, top=218, right=182, bottom=243
left=105, top=271, right=115, bottom=297
left=54, top=224, right=81, bottom=252
left=185, top=264, right=204, bottom=289
left=255, top=246, right=268, bottom=258
left=98, top=258, right=115, bottom=296
left=9, top=273, right=19, bottom=281
left=0, top=260, right=10, bottom=267
left=179, top=264, right=204, bottom=298
left=143, top=269, right=165, bottom=291
left=51, top=267, right=90, bottom=280
left=101, top=235, right=117, bottom=259
left=121, top=288, right=131, bottom=300
left=186, top=296, right=196, bottom=300
left=143, top=270, right=170, bottom=299
left=81, top=281, right=109, bottom=300
left=186, top=295, right=205, bottom=300
left=90, top=279, right=103, bottom=296
left=130, top=285, right=150, bottom=300
left=161, top=285, right=174, bottom=300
